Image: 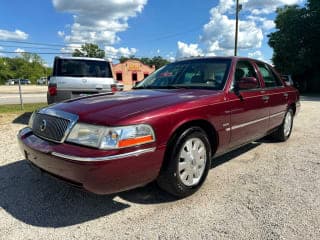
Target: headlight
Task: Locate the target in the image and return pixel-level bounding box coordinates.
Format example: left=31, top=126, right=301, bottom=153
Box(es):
left=66, top=123, right=155, bottom=149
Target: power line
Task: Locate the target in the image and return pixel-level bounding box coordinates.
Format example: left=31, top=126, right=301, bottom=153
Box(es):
left=0, top=50, right=127, bottom=60
left=0, top=44, right=64, bottom=51
left=0, top=20, right=205, bottom=48
left=0, top=50, right=72, bottom=55
left=0, top=39, right=70, bottom=47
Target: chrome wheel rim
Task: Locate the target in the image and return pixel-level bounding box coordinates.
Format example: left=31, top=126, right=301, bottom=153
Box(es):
left=178, top=138, right=207, bottom=187
left=284, top=111, right=292, bottom=137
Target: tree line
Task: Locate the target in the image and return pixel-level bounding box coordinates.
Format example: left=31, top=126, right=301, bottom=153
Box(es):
left=72, top=43, right=170, bottom=70
left=269, top=0, right=320, bottom=92
left=0, top=53, right=52, bottom=85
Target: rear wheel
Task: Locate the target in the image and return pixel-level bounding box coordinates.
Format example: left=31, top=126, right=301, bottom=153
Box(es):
left=157, top=127, right=212, bottom=198
left=270, top=108, right=294, bottom=141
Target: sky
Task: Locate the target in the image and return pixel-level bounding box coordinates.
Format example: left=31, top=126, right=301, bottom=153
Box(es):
left=0, top=0, right=306, bottom=66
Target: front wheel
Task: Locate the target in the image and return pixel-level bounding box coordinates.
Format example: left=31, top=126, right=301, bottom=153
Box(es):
left=157, top=127, right=212, bottom=198
left=270, top=108, right=294, bottom=141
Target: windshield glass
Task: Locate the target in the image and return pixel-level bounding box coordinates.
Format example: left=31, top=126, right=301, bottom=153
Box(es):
left=54, top=59, right=112, bottom=78
left=135, top=58, right=231, bottom=90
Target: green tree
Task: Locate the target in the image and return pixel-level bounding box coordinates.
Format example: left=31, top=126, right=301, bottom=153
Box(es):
left=119, top=55, right=169, bottom=69
left=0, top=54, right=51, bottom=84
left=268, top=0, right=320, bottom=92
left=150, top=56, right=170, bottom=69
left=72, top=43, right=105, bottom=58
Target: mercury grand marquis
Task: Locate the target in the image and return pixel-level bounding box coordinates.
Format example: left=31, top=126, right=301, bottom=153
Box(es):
left=18, top=57, right=300, bottom=198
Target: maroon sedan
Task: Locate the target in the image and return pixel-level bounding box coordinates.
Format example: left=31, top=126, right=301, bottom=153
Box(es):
left=18, top=57, right=300, bottom=198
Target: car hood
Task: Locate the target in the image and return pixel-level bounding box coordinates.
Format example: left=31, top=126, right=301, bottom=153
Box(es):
left=50, top=89, right=222, bottom=125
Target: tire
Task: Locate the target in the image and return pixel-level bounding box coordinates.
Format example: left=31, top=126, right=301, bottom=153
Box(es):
left=157, top=127, right=212, bottom=198
left=270, top=108, right=294, bottom=142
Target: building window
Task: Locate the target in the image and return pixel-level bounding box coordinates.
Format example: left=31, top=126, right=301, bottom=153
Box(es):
left=144, top=73, right=149, bottom=79
left=132, top=73, right=137, bottom=82
left=116, top=73, right=123, bottom=81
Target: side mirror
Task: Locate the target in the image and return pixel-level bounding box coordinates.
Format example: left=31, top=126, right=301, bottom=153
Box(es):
left=237, top=77, right=258, bottom=90
left=281, top=75, right=293, bottom=86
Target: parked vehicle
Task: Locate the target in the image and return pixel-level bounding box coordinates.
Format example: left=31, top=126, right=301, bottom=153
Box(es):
left=47, top=56, right=117, bottom=104
left=19, top=79, right=31, bottom=85
left=18, top=57, right=300, bottom=198
left=116, top=81, right=124, bottom=91
left=37, top=77, right=48, bottom=85
left=5, top=79, right=15, bottom=85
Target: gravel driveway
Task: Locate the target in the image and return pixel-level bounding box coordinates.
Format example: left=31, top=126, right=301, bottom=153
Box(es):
left=0, top=98, right=319, bottom=240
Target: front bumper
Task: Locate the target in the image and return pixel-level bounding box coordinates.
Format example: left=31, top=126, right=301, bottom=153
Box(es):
left=18, top=128, right=165, bottom=194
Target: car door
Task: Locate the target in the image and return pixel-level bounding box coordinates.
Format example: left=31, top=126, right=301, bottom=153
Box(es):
left=254, top=62, right=288, bottom=130
left=226, top=60, right=269, bottom=149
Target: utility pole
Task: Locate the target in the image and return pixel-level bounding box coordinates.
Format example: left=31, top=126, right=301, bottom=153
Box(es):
left=234, top=0, right=242, bottom=56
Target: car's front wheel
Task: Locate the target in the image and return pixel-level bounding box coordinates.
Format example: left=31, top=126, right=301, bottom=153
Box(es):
left=157, top=127, right=212, bottom=198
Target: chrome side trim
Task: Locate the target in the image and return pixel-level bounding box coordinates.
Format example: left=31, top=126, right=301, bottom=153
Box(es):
left=270, top=111, right=285, bottom=118
left=226, top=110, right=286, bottom=131
left=51, top=147, right=156, bottom=162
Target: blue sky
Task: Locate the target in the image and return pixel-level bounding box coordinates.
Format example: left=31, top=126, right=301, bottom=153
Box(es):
left=0, top=0, right=306, bottom=66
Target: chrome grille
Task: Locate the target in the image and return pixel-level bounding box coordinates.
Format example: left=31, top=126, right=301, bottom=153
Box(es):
left=32, top=113, right=70, bottom=142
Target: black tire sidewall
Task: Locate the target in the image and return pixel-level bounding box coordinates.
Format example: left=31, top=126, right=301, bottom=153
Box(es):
left=282, top=108, right=294, bottom=141
left=166, top=127, right=212, bottom=197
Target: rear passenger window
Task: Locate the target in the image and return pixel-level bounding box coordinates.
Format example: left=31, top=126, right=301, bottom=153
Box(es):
left=256, top=63, right=283, bottom=88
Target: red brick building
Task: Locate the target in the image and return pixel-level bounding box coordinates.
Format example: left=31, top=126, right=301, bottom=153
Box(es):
left=112, top=59, right=155, bottom=86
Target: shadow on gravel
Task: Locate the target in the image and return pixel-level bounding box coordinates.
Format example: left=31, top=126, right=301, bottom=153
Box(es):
left=300, top=95, right=320, bottom=102
left=12, top=112, right=31, bottom=125
left=211, top=142, right=261, bottom=168
left=0, top=159, right=177, bottom=227
left=1, top=143, right=262, bottom=227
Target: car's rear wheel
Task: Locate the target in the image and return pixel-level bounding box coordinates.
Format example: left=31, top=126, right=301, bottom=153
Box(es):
left=271, top=108, right=294, bottom=141
left=157, top=127, right=212, bottom=198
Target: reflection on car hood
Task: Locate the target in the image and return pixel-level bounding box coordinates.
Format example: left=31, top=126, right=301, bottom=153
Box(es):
left=49, top=89, right=222, bottom=125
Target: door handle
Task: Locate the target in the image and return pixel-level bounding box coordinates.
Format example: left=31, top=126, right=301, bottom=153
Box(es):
left=262, top=96, right=270, bottom=102
left=283, top=93, right=289, bottom=98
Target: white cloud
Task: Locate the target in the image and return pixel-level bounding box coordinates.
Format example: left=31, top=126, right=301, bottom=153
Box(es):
left=0, top=29, right=28, bottom=40
left=57, top=31, right=65, bottom=37
left=14, top=48, right=26, bottom=57
left=104, top=46, right=137, bottom=58
left=53, top=0, right=147, bottom=45
left=248, top=50, right=264, bottom=60
left=60, top=43, right=82, bottom=54
left=241, top=0, right=304, bottom=15
left=262, top=20, right=276, bottom=31
left=15, top=48, right=25, bottom=53
left=201, top=3, right=263, bottom=55
left=176, top=41, right=203, bottom=59
left=174, top=0, right=303, bottom=58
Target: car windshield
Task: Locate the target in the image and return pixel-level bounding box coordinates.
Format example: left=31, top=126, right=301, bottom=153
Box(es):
left=134, top=58, right=231, bottom=90
left=54, top=59, right=112, bottom=78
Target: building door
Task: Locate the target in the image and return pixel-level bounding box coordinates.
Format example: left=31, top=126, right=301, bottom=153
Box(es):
left=132, top=73, right=138, bottom=83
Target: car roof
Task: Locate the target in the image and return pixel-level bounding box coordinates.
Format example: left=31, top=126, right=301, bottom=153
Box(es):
left=55, top=56, right=108, bottom=62
left=174, top=56, right=270, bottom=66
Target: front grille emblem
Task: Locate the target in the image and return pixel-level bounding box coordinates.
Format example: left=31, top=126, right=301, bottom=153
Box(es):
left=40, top=119, right=47, bottom=132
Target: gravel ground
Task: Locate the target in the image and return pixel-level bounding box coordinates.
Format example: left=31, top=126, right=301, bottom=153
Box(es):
left=0, top=98, right=319, bottom=240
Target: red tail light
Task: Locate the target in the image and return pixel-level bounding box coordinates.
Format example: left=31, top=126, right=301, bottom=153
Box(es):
left=111, top=84, right=117, bottom=93
left=48, top=84, right=57, bottom=96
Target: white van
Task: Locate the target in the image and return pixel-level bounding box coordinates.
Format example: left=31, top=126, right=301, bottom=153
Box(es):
left=47, top=56, right=116, bottom=104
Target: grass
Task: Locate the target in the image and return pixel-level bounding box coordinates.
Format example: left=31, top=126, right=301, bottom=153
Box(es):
left=0, top=103, right=47, bottom=114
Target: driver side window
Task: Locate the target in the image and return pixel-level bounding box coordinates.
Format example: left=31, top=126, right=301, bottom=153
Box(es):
left=234, top=61, right=260, bottom=90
